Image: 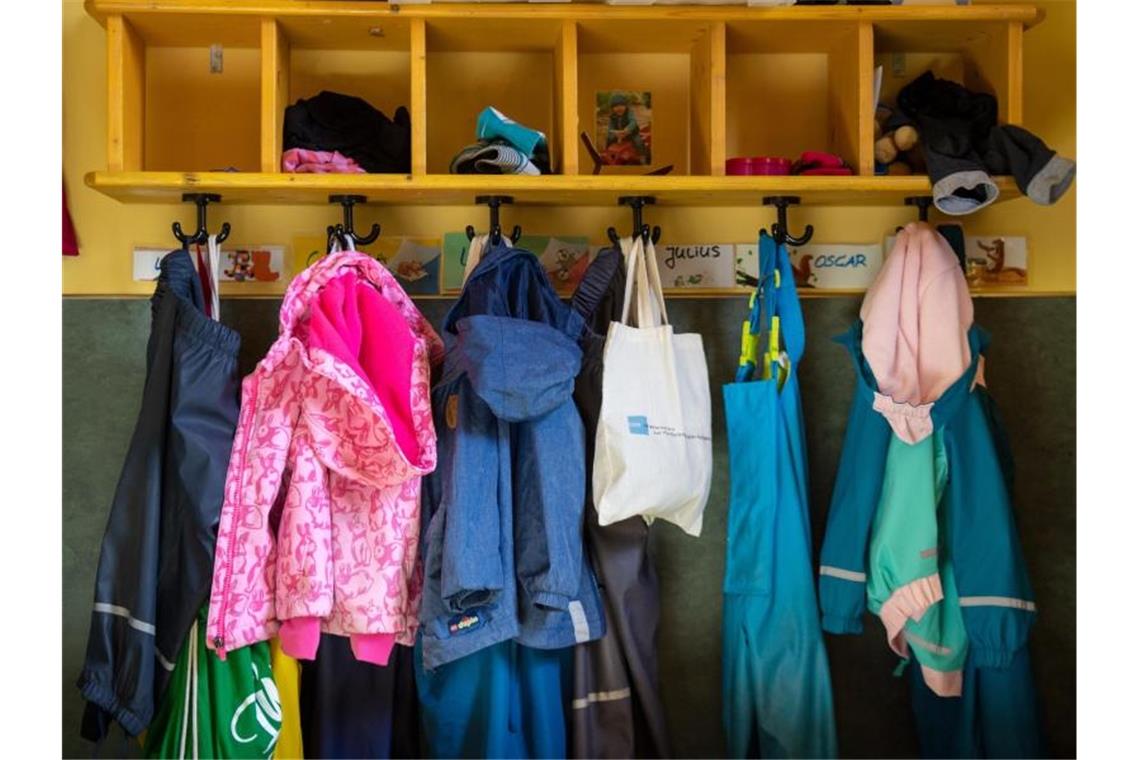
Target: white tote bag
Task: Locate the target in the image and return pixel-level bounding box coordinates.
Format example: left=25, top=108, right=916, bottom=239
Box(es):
left=593, top=235, right=713, bottom=537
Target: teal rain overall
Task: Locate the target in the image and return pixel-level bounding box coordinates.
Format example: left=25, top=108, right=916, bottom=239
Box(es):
left=721, top=231, right=838, bottom=758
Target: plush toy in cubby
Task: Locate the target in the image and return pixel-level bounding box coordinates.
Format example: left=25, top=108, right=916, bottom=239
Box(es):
left=873, top=105, right=923, bottom=176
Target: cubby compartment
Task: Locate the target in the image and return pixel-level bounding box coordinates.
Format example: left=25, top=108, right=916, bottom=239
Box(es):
left=109, top=14, right=262, bottom=172
left=424, top=18, right=570, bottom=175
left=267, top=16, right=413, bottom=173
left=725, top=20, right=871, bottom=176
left=872, top=20, right=1022, bottom=127
left=89, top=2, right=1038, bottom=208
left=577, top=20, right=724, bottom=177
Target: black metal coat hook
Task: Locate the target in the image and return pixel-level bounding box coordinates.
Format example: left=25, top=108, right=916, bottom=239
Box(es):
left=607, top=196, right=661, bottom=247
left=467, top=196, right=521, bottom=247
left=172, top=193, right=230, bottom=247
left=329, top=194, right=380, bottom=248
left=905, top=196, right=933, bottom=223
left=763, top=195, right=813, bottom=247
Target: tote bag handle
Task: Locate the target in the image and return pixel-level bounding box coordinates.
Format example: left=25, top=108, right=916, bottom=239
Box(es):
left=205, top=233, right=222, bottom=322
left=619, top=235, right=670, bottom=328
left=642, top=236, right=669, bottom=327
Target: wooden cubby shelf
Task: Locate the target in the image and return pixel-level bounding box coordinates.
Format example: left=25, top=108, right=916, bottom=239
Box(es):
left=86, top=171, right=1020, bottom=207
left=84, top=0, right=1041, bottom=207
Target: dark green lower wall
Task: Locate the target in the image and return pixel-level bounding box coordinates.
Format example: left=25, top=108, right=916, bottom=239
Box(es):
left=62, top=296, right=1075, bottom=759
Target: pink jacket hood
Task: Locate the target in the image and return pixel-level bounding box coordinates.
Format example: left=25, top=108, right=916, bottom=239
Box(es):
left=207, top=250, right=443, bottom=665
left=860, top=222, right=973, bottom=443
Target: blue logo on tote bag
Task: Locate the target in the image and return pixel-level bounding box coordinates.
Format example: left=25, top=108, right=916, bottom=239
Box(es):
left=628, top=416, right=649, bottom=435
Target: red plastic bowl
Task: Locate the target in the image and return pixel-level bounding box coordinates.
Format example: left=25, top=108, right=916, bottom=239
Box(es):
left=726, top=156, right=792, bottom=176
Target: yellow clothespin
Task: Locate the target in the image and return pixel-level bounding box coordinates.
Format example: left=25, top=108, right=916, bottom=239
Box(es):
left=738, top=291, right=760, bottom=368
left=767, top=315, right=782, bottom=365
left=739, top=320, right=759, bottom=368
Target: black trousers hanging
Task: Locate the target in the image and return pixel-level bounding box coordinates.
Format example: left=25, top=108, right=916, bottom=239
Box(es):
left=77, top=249, right=241, bottom=741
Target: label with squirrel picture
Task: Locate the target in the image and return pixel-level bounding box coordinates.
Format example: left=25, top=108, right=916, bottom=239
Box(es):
left=735, top=242, right=882, bottom=290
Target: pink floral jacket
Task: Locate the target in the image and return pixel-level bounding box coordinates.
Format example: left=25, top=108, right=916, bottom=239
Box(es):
left=206, top=250, right=443, bottom=664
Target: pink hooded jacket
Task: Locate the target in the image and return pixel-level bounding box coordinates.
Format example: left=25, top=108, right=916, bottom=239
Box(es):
left=860, top=222, right=975, bottom=443
left=206, top=250, right=444, bottom=665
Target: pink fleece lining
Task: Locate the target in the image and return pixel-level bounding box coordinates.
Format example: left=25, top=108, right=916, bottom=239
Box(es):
left=279, top=617, right=322, bottom=660
left=309, top=273, right=420, bottom=462
left=861, top=222, right=973, bottom=415
left=351, top=633, right=397, bottom=666
left=872, top=392, right=935, bottom=444
left=879, top=573, right=944, bottom=658
left=921, top=665, right=963, bottom=697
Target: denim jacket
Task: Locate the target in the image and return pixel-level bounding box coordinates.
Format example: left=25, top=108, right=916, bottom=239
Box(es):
left=420, top=243, right=605, bottom=669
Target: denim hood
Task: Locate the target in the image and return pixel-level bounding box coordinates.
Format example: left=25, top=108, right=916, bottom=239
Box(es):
left=420, top=243, right=604, bottom=670
left=451, top=314, right=581, bottom=422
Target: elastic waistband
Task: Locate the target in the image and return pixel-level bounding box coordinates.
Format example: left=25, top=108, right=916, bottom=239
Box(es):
left=835, top=320, right=987, bottom=427
left=173, top=293, right=241, bottom=355
left=151, top=254, right=241, bottom=357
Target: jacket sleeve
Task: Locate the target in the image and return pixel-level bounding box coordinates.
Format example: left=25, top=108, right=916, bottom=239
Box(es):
left=820, top=398, right=889, bottom=638
left=206, top=354, right=303, bottom=658
left=439, top=381, right=505, bottom=612
left=818, top=373, right=892, bottom=634
left=943, top=388, right=1037, bottom=668
left=513, top=404, right=587, bottom=609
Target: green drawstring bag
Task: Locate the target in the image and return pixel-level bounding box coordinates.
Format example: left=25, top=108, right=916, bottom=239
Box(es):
left=143, top=605, right=281, bottom=759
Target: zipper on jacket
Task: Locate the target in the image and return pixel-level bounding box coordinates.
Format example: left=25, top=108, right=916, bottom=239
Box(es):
left=214, top=373, right=262, bottom=660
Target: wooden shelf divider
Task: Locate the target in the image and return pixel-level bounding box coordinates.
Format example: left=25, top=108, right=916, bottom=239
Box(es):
left=259, top=18, right=290, bottom=173
left=106, top=14, right=145, bottom=172
left=554, top=19, right=579, bottom=176
left=691, top=21, right=727, bottom=177
left=410, top=18, right=428, bottom=177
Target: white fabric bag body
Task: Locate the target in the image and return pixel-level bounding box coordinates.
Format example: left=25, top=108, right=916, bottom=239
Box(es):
left=593, top=235, right=713, bottom=537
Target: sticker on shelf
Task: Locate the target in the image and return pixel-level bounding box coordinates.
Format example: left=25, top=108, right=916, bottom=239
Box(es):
left=735, top=242, right=882, bottom=290
left=221, top=247, right=284, bottom=282
left=133, top=245, right=286, bottom=283
left=293, top=236, right=442, bottom=295
left=965, top=235, right=1028, bottom=287
left=132, top=248, right=168, bottom=281
left=786, top=243, right=882, bottom=290
left=376, top=237, right=442, bottom=295
left=441, top=233, right=591, bottom=295
left=657, top=243, right=736, bottom=289
left=538, top=236, right=592, bottom=293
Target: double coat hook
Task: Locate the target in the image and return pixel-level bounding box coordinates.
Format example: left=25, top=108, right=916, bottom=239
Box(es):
left=173, top=193, right=230, bottom=247
left=466, top=195, right=521, bottom=247
left=607, top=196, right=661, bottom=247
left=763, top=196, right=813, bottom=248
left=328, top=194, right=380, bottom=250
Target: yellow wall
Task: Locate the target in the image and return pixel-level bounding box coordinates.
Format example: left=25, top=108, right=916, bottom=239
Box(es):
left=62, top=0, right=1075, bottom=297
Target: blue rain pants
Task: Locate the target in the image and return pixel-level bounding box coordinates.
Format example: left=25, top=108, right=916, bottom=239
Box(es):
left=908, top=644, right=1045, bottom=758
left=414, top=637, right=573, bottom=759
left=722, top=231, right=838, bottom=758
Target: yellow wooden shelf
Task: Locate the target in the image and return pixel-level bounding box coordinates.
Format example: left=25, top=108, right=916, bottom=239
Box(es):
left=84, top=1, right=1041, bottom=27
left=86, top=0, right=1039, bottom=208
left=86, top=171, right=1021, bottom=207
